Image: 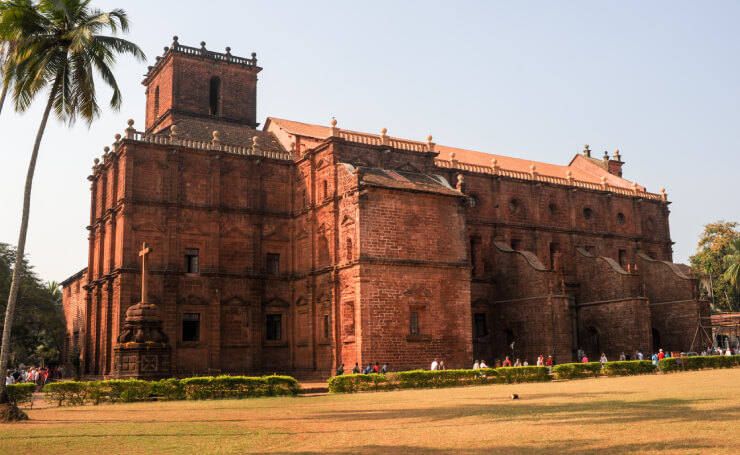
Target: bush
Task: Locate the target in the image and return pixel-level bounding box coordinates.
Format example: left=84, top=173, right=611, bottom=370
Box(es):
left=43, top=374, right=300, bottom=406
left=151, top=378, right=185, bottom=401
left=7, top=383, right=35, bottom=408
left=43, top=381, right=88, bottom=406
left=494, top=366, right=551, bottom=383
left=603, top=361, right=656, bottom=377
left=328, top=374, right=393, bottom=393
left=552, top=362, right=602, bottom=380
left=659, top=355, right=740, bottom=373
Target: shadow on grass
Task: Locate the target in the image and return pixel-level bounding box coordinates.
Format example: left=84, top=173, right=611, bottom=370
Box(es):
left=301, top=397, right=736, bottom=427
left=251, top=439, right=716, bottom=455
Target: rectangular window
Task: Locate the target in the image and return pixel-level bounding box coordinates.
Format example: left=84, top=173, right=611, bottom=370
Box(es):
left=266, top=253, right=280, bottom=276
left=266, top=314, right=282, bottom=341
left=618, top=249, right=627, bottom=268
left=549, top=242, right=559, bottom=270
left=182, top=313, right=200, bottom=342
left=323, top=315, right=330, bottom=339
left=410, top=312, right=419, bottom=334
left=474, top=313, right=488, bottom=338
left=185, top=248, right=199, bottom=274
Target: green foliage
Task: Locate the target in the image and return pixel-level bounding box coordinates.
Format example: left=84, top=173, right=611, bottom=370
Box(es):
left=43, top=375, right=300, bottom=406
left=328, top=374, right=393, bottom=393
left=494, top=366, right=551, bottom=383
left=690, top=221, right=740, bottom=312
left=659, top=355, right=740, bottom=373
left=0, top=243, right=65, bottom=367
left=603, top=361, right=657, bottom=376
left=7, top=383, right=35, bottom=407
left=328, top=367, right=550, bottom=394
left=552, top=362, right=603, bottom=380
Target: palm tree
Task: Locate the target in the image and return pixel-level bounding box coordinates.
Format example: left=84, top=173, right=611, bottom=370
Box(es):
left=723, top=238, right=740, bottom=311
left=0, top=0, right=144, bottom=412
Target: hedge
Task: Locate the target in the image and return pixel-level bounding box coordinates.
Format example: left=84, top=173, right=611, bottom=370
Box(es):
left=659, top=355, right=740, bottom=373
left=603, top=361, right=656, bottom=377
left=328, top=367, right=550, bottom=393
left=43, top=375, right=299, bottom=406
left=7, top=383, right=36, bottom=408
left=328, top=374, right=393, bottom=393
left=552, top=362, right=603, bottom=380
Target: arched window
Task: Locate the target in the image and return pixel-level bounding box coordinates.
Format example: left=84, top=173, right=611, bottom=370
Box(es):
left=153, top=86, right=159, bottom=118
left=209, top=77, right=220, bottom=115
left=346, top=238, right=353, bottom=261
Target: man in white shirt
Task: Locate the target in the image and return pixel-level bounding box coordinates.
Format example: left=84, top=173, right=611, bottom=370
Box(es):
left=431, top=358, right=438, bottom=371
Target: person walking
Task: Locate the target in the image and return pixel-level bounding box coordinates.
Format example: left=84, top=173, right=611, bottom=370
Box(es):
left=336, top=364, right=344, bottom=376
left=600, top=353, right=608, bottom=369
left=546, top=355, right=553, bottom=373
left=352, top=362, right=360, bottom=374
left=502, top=356, right=512, bottom=367
left=431, top=358, right=439, bottom=371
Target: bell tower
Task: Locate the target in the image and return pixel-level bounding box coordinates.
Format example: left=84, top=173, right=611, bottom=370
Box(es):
left=142, top=36, right=262, bottom=133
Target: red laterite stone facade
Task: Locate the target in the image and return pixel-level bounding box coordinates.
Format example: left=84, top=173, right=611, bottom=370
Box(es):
left=61, top=40, right=708, bottom=378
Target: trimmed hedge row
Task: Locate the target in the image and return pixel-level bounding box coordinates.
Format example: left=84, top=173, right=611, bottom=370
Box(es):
left=552, top=362, right=603, bottom=379
left=659, top=355, right=740, bottom=373
left=603, top=361, right=657, bottom=376
left=43, top=375, right=299, bottom=406
left=553, top=360, right=656, bottom=379
left=328, top=367, right=550, bottom=394
left=7, top=383, right=36, bottom=407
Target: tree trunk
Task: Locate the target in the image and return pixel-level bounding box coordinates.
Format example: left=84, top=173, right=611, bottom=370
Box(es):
left=0, top=78, right=60, bottom=405
left=0, top=82, right=7, bottom=119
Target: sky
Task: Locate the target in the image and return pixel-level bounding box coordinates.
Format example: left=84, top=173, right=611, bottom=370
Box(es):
left=1, top=0, right=739, bottom=283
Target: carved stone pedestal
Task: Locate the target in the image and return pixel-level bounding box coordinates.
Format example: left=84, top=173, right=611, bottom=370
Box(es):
left=113, top=302, right=172, bottom=379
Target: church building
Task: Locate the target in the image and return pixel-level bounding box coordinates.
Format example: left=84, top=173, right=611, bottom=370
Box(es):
left=61, top=38, right=709, bottom=378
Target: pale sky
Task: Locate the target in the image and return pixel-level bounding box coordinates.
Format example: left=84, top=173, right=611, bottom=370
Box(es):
left=1, top=0, right=738, bottom=283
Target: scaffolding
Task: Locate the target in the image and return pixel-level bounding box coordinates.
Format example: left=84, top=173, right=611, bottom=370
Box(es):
left=689, top=313, right=740, bottom=353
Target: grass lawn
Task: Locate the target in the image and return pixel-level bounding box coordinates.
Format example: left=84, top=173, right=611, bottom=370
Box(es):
left=2, top=368, right=739, bottom=454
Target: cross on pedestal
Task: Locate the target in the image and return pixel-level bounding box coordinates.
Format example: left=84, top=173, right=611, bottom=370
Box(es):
left=139, top=242, right=153, bottom=304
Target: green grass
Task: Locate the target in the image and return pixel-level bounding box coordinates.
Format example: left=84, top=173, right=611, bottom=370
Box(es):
left=3, top=368, right=740, bottom=454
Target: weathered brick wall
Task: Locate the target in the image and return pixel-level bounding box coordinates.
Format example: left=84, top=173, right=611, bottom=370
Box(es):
left=637, top=253, right=710, bottom=352
left=577, top=298, right=652, bottom=360
left=61, top=270, right=88, bottom=371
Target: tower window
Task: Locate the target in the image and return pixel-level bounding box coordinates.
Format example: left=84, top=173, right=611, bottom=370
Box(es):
left=209, top=77, right=220, bottom=115
left=323, top=315, right=330, bottom=339
left=410, top=312, right=419, bottom=334
left=185, top=248, right=199, bottom=274
left=323, top=180, right=328, bottom=200
left=153, top=86, right=159, bottom=118
left=266, top=253, right=280, bottom=276
left=182, top=313, right=200, bottom=342
left=618, top=249, right=627, bottom=268
left=266, top=314, right=282, bottom=341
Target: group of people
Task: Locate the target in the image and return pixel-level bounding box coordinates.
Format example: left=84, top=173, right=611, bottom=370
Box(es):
left=336, top=362, right=389, bottom=375
left=5, top=365, right=63, bottom=389
left=471, top=355, right=555, bottom=372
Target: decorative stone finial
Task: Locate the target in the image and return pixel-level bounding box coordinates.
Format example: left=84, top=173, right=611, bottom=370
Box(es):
left=583, top=144, right=591, bottom=157
left=614, top=149, right=621, bottom=161
left=449, top=151, right=456, bottom=161
left=126, top=119, right=135, bottom=139
left=251, top=52, right=257, bottom=58
left=200, top=41, right=206, bottom=48
left=225, top=46, right=231, bottom=55
left=252, top=136, right=261, bottom=151
left=381, top=127, right=387, bottom=135
left=660, top=188, right=667, bottom=201
left=212, top=130, right=221, bottom=145
left=155, top=56, right=161, bottom=62
left=491, top=158, right=498, bottom=173
left=172, top=35, right=178, bottom=42
left=163, top=46, right=169, bottom=53
left=380, top=127, right=389, bottom=145
left=425, top=134, right=435, bottom=152
left=530, top=165, right=536, bottom=172
left=170, top=124, right=178, bottom=136
left=603, top=151, right=609, bottom=161
left=290, top=142, right=296, bottom=153
left=114, top=133, right=121, bottom=142
left=103, top=146, right=110, bottom=154
left=94, top=158, right=99, bottom=165
left=329, top=118, right=339, bottom=137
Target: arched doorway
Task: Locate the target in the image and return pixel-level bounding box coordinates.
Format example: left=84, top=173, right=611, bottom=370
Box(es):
left=652, top=328, right=661, bottom=352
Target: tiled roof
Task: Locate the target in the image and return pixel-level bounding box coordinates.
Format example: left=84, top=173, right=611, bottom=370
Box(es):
left=266, top=118, right=640, bottom=190
left=338, top=164, right=461, bottom=197
left=161, top=117, right=285, bottom=152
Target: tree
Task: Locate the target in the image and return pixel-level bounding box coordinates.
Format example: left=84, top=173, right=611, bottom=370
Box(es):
left=0, top=0, right=145, bottom=415
left=723, top=238, right=740, bottom=295
left=690, top=221, right=740, bottom=312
